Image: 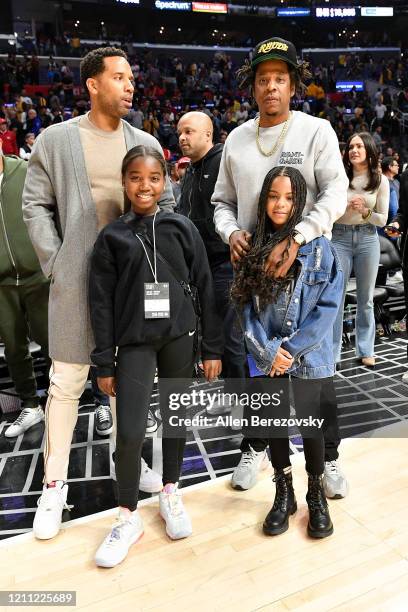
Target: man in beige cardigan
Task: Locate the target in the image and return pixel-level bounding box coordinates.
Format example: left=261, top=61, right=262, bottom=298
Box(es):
left=23, top=47, right=175, bottom=540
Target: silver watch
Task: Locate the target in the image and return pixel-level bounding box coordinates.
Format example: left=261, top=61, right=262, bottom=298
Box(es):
left=292, top=230, right=306, bottom=246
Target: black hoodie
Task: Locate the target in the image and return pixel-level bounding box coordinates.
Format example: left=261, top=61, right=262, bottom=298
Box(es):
left=178, top=143, right=230, bottom=267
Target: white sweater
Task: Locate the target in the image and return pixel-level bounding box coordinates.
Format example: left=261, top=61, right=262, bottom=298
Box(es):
left=212, top=111, right=348, bottom=244
left=335, top=172, right=389, bottom=227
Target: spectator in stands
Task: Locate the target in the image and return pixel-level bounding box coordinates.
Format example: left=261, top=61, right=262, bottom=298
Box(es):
left=0, top=119, right=18, bottom=156
left=19, top=132, right=35, bottom=160
left=0, top=141, right=50, bottom=439
left=381, top=155, right=400, bottom=201
left=26, top=109, right=42, bottom=136
left=372, top=125, right=385, bottom=151
left=332, top=132, right=389, bottom=367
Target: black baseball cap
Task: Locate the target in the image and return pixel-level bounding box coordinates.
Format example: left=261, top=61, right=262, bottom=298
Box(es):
left=251, top=37, right=299, bottom=70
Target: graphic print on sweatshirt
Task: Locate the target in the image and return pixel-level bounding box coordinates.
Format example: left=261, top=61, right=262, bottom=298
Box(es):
left=278, top=151, right=305, bottom=165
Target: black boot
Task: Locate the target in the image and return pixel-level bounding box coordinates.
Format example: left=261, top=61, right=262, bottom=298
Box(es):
left=306, top=474, right=334, bottom=539
left=263, top=469, right=297, bottom=536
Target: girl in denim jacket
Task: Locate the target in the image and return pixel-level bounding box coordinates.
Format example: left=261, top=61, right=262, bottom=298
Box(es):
left=231, top=166, right=343, bottom=540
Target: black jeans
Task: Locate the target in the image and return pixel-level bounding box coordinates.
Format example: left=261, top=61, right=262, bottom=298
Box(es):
left=211, top=260, right=247, bottom=384
left=115, top=333, right=195, bottom=511
left=241, top=377, right=340, bottom=466
left=90, top=366, right=109, bottom=407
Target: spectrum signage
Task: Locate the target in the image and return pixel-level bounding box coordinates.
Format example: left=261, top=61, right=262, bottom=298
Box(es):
left=155, top=0, right=190, bottom=9
left=361, top=7, right=393, bottom=17
left=315, top=7, right=356, bottom=18
left=192, top=2, right=227, bottom=13
left=277, top=8, right=310, bottom=17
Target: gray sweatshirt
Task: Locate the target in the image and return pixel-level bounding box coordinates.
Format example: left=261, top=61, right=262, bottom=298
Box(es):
left=212, top=111, right=348, bottom=244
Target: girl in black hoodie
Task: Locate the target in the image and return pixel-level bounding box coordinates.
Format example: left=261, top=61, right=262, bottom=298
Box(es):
left=89, top=145, right=222, bottom=568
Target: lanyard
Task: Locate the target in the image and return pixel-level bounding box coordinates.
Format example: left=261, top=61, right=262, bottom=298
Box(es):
left=135, top=210, right=158, bottom=283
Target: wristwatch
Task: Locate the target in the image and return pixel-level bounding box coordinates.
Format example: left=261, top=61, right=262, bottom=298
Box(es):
left=291, top=230, right=306, bottom=246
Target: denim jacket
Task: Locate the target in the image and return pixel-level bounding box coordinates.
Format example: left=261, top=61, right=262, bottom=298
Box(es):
left=242, top=236, right=343, bottom=379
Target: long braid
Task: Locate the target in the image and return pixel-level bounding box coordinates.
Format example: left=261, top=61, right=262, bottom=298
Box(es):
left=231, top=166, right=307, bottom=309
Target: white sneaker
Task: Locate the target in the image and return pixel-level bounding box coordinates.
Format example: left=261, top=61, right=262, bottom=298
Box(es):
left=94, top=510, right=144, bottom=568
left=110, top=456, right=162, bottom=493
left=159, top=483, right=192, bottom=539
left=231, top=446, right=270, bottom=490
left=5, top=407, right=44, bottom=438
left=402, top=371, right=408, bottom=383
left=206, top=396, right=234, bottom=416
left=33, top=481, right=71, bottom=540
left=323, top=460, right=349, bottom=499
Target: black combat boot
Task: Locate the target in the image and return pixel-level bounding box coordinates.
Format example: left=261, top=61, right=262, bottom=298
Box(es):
left=306, top=474, right=334, bottom=539
left=263, top=469, right=297, bottom=536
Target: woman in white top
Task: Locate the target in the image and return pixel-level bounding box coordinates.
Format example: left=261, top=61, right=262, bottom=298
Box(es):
left=332, top=132, right=389, bottom=366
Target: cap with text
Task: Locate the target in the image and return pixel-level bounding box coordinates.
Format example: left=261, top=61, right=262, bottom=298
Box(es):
left=251, top=37, right=299, bottom=70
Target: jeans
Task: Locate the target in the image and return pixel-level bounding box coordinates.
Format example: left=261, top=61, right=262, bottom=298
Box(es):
left=211, top=260, right=247, bottom=385
left=331, top=224, right=380, bottom=362
left=90, top=366, right=109, bottom=407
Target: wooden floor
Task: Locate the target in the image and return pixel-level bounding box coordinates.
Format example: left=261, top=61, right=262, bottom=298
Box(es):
left=2, top=425, right=408, bottom=612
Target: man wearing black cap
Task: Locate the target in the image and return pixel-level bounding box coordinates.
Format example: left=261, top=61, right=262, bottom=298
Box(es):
left=213, top=38, right=349, bottom=503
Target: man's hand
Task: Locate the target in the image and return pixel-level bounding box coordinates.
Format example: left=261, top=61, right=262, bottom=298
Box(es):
left=269, top=347, right=294, bottom=377
left=264, top=238, right=300, bottom=278
left=229, top=230, right=251, bottom=264
left=385, top=221, right=401, bottom=238
left=97, top=376, right=116, bottom=397
left=202, top=359, right=222, bottom=382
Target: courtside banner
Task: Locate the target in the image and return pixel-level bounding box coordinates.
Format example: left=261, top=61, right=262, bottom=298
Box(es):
left=192, top=2, right=227, bottom=13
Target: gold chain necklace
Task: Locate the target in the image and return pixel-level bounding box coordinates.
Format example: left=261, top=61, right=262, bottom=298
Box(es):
left=255, top=112, right=292, bottom=157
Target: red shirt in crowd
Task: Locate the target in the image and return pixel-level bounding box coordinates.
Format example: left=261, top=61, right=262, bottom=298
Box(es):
left=0, top=130, right=19, bottom=156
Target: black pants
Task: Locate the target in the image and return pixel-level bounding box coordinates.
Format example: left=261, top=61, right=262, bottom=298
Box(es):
left=115, top=332, right=195, bottom=511
left=241, top=377, right=340, bottom=469
left=211, top=260, right=247, bottom=383
left=0, top=282, right=50, bottom=407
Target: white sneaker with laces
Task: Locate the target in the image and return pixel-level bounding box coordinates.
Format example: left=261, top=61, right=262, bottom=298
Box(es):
left=159, top=483, right=192, bottom=539
left=323, top=460, right=349, bottom=499
left=94, top=510, right=144, bottom=568
left=33, top=481, right=71, bottom=540
left=110, top=456, right=162, bottom=493
left=206, top=396, right=234, bottom=416
left=231, top=446, right=270, bottom=490
left=5, top=407, right=44, bottom=438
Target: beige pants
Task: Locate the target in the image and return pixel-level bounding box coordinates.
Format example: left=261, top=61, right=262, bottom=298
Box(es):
left=44, top=360, right=116, bottom=483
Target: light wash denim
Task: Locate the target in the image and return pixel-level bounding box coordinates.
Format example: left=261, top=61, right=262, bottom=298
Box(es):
left=242, top=237, right=344, bottom=379
left=332, top=223, right=381, bottom=362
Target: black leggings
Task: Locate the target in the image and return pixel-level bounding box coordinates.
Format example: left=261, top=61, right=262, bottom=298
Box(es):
left=115, top=332, right=195, bottom=511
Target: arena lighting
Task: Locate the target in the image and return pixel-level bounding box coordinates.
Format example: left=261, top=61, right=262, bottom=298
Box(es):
left=315, top=7, right=356, bottom=18
left=155, top=0, right=191, bottom=9
left=192, top=2, right=228, bottom=13
left=277, top=7, right=310, bottom=17
left=361, top=7, right=393, bottom=17
left=116, top=0, right=140, bottom=4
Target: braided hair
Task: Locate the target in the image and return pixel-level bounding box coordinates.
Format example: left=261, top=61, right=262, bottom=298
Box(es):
left=231, top=166, right=307, bottom=309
